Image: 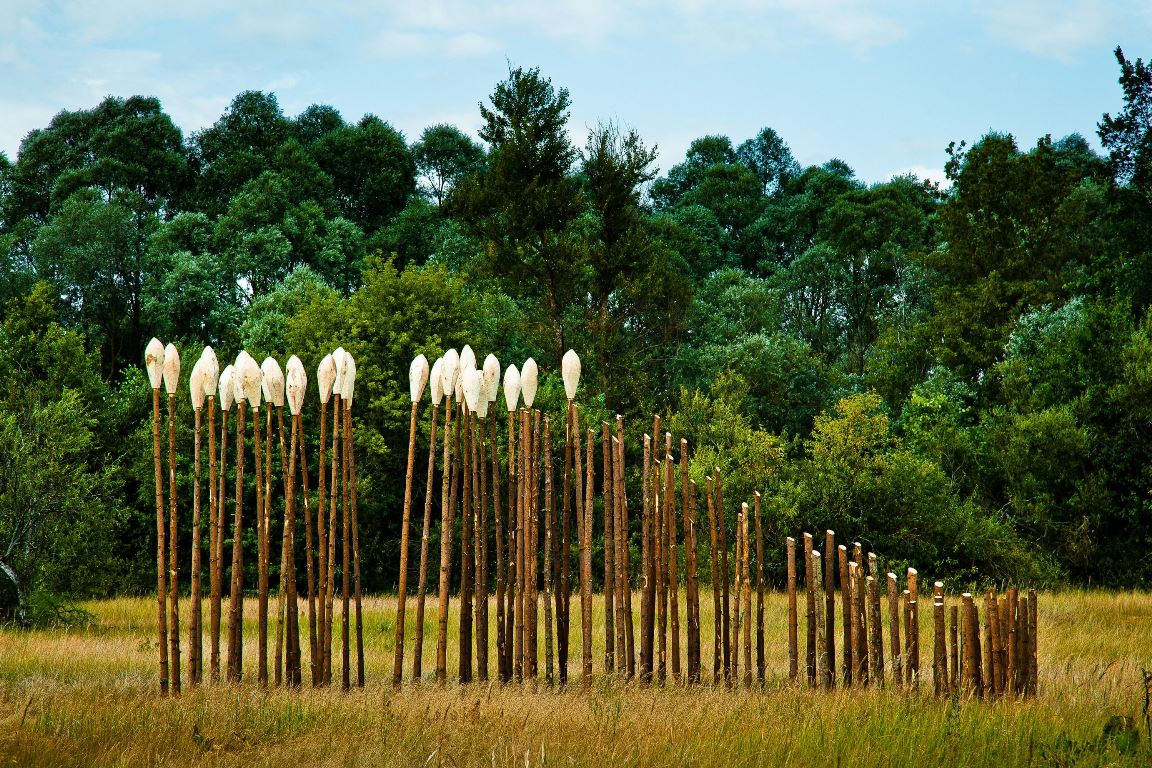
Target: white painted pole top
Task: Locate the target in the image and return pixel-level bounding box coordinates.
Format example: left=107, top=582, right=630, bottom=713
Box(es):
left=521, top=358, right=538, bottom=408
left=410, top=354, right=430, bottom=404
left=562, top=349, right=580, bottom=401
left=145, top=337, right=164, bottom=390
left=503, top=364, right=521, bottom=412
left=162, top=343, right=180, bottom=395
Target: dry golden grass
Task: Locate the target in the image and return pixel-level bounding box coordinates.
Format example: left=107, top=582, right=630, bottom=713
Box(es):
left=0, top=590, right=1149, bottom=767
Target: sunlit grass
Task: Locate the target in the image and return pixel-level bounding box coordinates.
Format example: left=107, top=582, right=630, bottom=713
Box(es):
left=0, top=590, right=1148, bottom=766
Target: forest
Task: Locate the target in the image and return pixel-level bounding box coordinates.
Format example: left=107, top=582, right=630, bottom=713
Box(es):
left=3, top=47, right=1152, bottom=621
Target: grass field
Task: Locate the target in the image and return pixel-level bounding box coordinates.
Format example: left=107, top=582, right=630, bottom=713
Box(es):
left=0, top=590, right=1149, bottom=767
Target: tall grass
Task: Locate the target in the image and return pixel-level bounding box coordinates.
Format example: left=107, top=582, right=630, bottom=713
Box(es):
left=0, top=590, right=1148, bottom=766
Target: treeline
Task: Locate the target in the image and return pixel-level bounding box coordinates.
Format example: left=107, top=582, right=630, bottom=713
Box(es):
left=3, top=49, right=1152, bottom=617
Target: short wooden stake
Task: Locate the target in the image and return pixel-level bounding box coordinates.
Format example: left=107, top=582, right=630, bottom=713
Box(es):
left=786, top=535, right=797, bottom=682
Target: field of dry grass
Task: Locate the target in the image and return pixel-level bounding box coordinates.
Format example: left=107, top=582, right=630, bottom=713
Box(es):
left=0, top=590, right=1149, bottom=767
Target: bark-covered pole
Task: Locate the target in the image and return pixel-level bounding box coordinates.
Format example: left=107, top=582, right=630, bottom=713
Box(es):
left=823, top=530, right=835, bottom=690
left=716, top=468, right=731, bottom=685
left=261, top=358, right=286, bottom=686
left=685, top=477, right=701, bottom=684
left=503, top=363, right=521, bottom=682
left=602, top=421, right=615, bottom=673
left=326, top=349, right=346, bottom=687
left=804, top=532, right=816, bottom=687
left=616, top=425, right=632, bottom=678
left=754, top=493, right=765, bottom=686
left=284, top=357, right=308, bottom=686
left=707, top=477, right=722, bottom=685
left=188, top=357, right=207, bottom=687
left=521, top=358, right=539, bottom=683
left=543, top=414, right=555, bottom=685
left=393, top=355, right=429, bottom=688
left=582, top=426, right=594, bottom=688
left=868, top=553, right=883, bottom=685
left=560, top=350, right=580, bottom=686
left=314, top=354, right=337, bottom=686
left=888, top=572, right=902, bottom=689
left=641, top=434, right=653, bottom=681
left=296, top=405, right=315, bottom=685
left=786, top=535, right=797, bottom=683
left=668, top=437, right=681, bottom=683
left=210, top=359, right=230, bottom=684
left=163, top=343, right=182, bottom=695
left=435, top=350, right=461, bottom=685
left=740, top=503, right=751, bottom=689
left=838, top=545, right=851, bottom=687
left=145, top=338, right=169, bottom=696
left=414, top=357, right=445, bottom=682
left=479, top=355, right=500, bottom=683
left=245, top=352, right=267, bottom=687
left=338, top=351, right=358, bottom=689
left=907, top=568, right=920, bottom=689
left=199, top=349, right=220, bottom=686
left=228, top=351, right=261, bottom=682
left=461, top=359, right=484, bottom=683
left=933, top=581, right=947, bottom=696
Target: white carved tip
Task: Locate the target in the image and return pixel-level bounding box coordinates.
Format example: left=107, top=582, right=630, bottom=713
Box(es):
left=286, top=355, right=307, bottom=416
left=199, top=347, right=219, bottom=397
left=754, top=491, right=762, bottom=499
left=162, top=343, right=180, bottom=395
left=261, top=357, right=285, bottom=408
left=962, top=592, right=973, bottom=598
left=218, top=365, right=235, bottom=411
left=236, top=350, right=262, bottom=408
left=409, top=354, right=430, bottom=404
left=317, top=354, right=336, bottom=404
left=459, top=344, right=476, bottom=374
left=441, top=348, right=460, bottom=398
left=907, top=568, right=918, bottom=575
left=144, top=337, right=165, bottom=389
left=503, top=364, right=521, bottom=412
left=429, top=357, right=444, bottom=406
left=561, top=349, right=580, bottom=401
left=888, top=572, right=897, bottom=580
left=332, top=347, right=348, bottom=396
left=786, top=536, right=795, bottom=544
left=838, top=544, right=847, bottom=552
left=454, top=372, right=464, bottom=407
left=521, top=358, right=538, bottom=408
left=934, top=581, right=945, bottom=588
left=474, top=385, right=490, bottom=418
left=482, top=354, right=500, bottom=403
left=189, top=358, right=206, bottom=410
left=341, top=353, right=356, bottom=407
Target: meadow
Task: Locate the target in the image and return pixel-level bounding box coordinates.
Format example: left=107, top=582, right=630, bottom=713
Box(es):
left=0, top=590, right=1148, bottom=767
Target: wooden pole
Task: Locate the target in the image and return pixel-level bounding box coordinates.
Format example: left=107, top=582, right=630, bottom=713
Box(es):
left=254, top=398, right=267, bottom=689
left=602, top=422, right=615, bottom=674
left=227, top=397, right=246, bottom=683
left=668, top=441, right=681, bottom=683
left=413, top=400, right=440, bottom=683
left=907, top=568, right=919, bottom=689
left=1028, top=589, right=1039, bottom=698
left=847, top=561, right=860, bottom=687
left=804, top=532, right=815, bottom=687
left=887, top=572, right=901, bottom=689
left=641, top=434, right=653, bottom=681
left=477, top=410, right=491, bottom=684
left=527, top=408, right=540, bottom=682
left=189, top=372, right=203, bottom=687
left=984, top=591, right=998, bottom=698
left=813, top=550, right=824, bottom=689
left=340, top=393, right=352, bottom=690
left=740, top=503, right=751, bottom=689
left=516, top=406, right=526, bottom=682
left=571, top=409, right=584, bottom=685
left=274, top=404, right=287, bottom=687
left=617, top=428, right=631, bottom=678
left=209, top=384, right=224, bottom=685
left=949, top=602, right=959, bottom=695
left=716, top=469, right=730, bottom=686
left=314, top=377, right=330, bottom=687
left=786, top=536, right=797, bottom=683
left=150, top=381, right=168, bottom=695
left=754, top=494, right=765, bottom=685
left=933, top=581, right=946, bottom=696
left=838, top=546, right=851, bottom=687
left=559, top=400, right=572, bottom=687
left=581, top=425, right=594, bottom=687
left=297, top=415, right=316, bottom=686
left=685, top=474, right=701, bottom=685
left=167, top=387, right=181, bottom=694
left=283, top=355, right=308, bottom=686
left=459, top=404, right=475, bottom=684
left=489, top=409, right=505, bottom=684
left=852, top=544, right=866, bottom=686
left=543, top=414, right=555, bottom=685
left=347, top=401, right=364, bottom=688
left=325, top=390, right=340, bottom=687
left=434, top=388, right=456, bottom=686
left=393, top=361, right=426, bottom=687
left=823, top=530, right=835, bottom=689
left=868, top=553, right=883, bottom=685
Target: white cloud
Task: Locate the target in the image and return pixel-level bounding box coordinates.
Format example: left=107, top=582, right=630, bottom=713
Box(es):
left=974, top=0, right=1114, bottom=63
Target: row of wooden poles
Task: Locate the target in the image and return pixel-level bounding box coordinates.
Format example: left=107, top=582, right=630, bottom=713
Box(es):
left=785, top=532, right=1040, bottom=697
left=146, top=340, right=1039, bottom=698
left=145, top=339, right=365, bottom=695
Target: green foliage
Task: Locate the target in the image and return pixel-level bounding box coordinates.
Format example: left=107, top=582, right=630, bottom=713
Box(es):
left=412, top=124, right=485, bottom=206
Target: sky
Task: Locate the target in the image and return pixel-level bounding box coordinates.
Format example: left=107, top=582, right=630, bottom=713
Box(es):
left=1, top=1, right=1150, bottom=185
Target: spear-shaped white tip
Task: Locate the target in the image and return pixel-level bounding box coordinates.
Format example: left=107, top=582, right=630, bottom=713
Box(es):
left=286, top=355, right=307, bottom=416
left=261, top=357, right=285, bottom=408
left=460, top=344, right=476, bottom=375
left=430, top=357, right=445, bottom=406
left=342, top=353, right=357, bottom=408
left=409, top=354, right=430, bottom=404
left=463, top=366, right=482, bottom=412
left=145, top=337, right=165, bottom=389
left=190, top=358, right=206, bottom=411
left=454, top=372, right=464, bottom=406
left=475, top=390, right=490, bottom=418
left=237, top=350, right=262, bottom=408
left=219, top=365, right=235, bottom=411
left=482, top=354, right=500, bottom=403
left=503, top=364, right=521, bottom=412
left=562, top=349, right=581, bottom=401
left=317, top=353, right=336, bottom=404
left=162, top=343, right=180, bottom=395
left=521, top=358, right=539, bottom=408
left=199, top=347, right=219, bottom=398
left=332, top=346, right=348, bottom=397
left=441, top=348, right=460, bottom=399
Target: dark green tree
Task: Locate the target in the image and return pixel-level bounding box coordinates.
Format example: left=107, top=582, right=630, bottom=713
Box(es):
left=413, top=124, right=485, bottom=206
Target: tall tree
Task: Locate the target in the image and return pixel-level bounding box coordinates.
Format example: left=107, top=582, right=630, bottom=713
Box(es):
left=413, top=124, right=485, bottom=206
left=737, top=127, right=799, bottom=197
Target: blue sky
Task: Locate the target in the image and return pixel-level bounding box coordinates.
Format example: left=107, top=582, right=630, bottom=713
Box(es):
left=2, top=1, right=1150, bottom=184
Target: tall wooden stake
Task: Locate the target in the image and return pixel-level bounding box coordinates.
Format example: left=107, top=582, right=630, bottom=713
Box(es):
left=602, top=422, right=615, bottom=673
left=804, top=532, right=815, bottom=687
left=581, top=426, right=594, bottom=687
left=165, top=347, right=181, bottom=695
left=394, top=356, right=428, bottom=687
left=146, top=339, right=168, bottom=696
left=888, top=572, right=902, bottom=689
left=209, top=372, right=225, bottom=685
left=707, top=477, right=722, bottom=685
left=823, top=530, right=835, bottom=689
